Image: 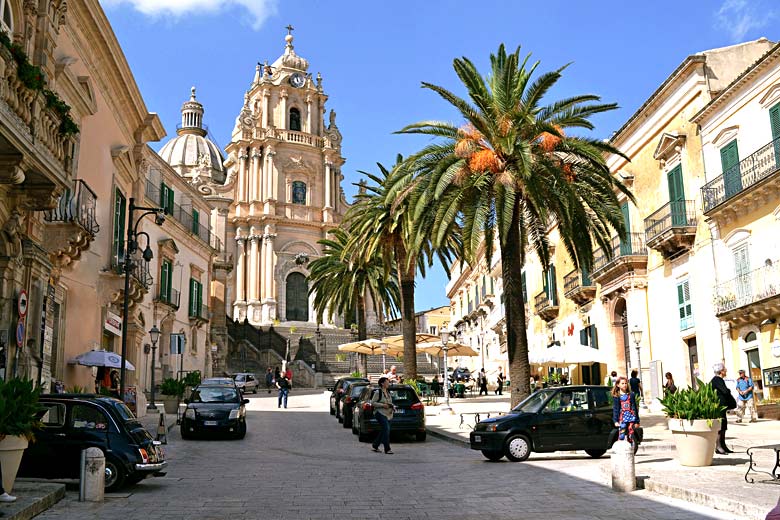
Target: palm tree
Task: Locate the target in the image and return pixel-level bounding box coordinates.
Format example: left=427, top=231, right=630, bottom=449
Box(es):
left=398, top=44, right=633, bottom=405
left=346, top=157, right=456, bottom=379
left=308, top=227, right=400, bottom=345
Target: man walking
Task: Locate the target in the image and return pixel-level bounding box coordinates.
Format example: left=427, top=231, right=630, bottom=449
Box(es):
left=495, top=369, right=504, bottom=395
left=265, top=367, right=274, bottom=394
left=276, top=374, right=290, bottom=409
left=735, top=369, right=757, bottom=423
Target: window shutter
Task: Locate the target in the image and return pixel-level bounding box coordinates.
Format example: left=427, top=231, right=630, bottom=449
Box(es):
left=167, top=186, right=174, bottom=216
left=192, top=209, right=199, bottom=235
left=197, top=281, right=203, bottom=314
left=160, top=183, right=167, bottom=211
left=677, top=280, right=694, bottom=330
left=113, top=189, right=126, bottom=267
left=549, top=265, right=557, bottom=305
left=160, top=261, right=169, bottom=299
left=590, top=325, right=599, bottom=349
left=189, top=278, right=196, bottom=315
left=770, top=103, right=780, bottom=140
left=579, top=328, right=588, bottom=346
left=521, top=272, right=527, bottom=303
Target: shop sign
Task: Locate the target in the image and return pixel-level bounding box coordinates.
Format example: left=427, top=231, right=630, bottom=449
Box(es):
left=104, top=311, right=122, bottom=336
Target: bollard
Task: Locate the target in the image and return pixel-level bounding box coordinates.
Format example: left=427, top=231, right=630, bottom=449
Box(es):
left=79, top=447, right=105, bottom=502
left=610, top=440, right=636, bottom=492
left=156, top=410, right=167, bottom=444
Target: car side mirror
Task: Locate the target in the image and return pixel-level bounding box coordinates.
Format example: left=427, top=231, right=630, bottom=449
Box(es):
left=242, top=399, right=250, bottom=405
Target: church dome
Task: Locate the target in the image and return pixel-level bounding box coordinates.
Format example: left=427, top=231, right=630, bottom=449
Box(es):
left=159, top=87, right=226, bottom=182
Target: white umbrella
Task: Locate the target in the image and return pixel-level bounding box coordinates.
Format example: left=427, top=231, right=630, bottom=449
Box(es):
left=562, top=343, right=607, bottom=364
left=70, top=349, right=136, bottom=371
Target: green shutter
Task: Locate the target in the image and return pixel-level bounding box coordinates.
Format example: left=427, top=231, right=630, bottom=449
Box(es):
left=619, top=202, right=632, bottom=255
left=667, top=165, right=687, bottom=226
left=770, top=103, right=780, bottom=140
left=197, top=281, right=204, bottom=317
left=590, top=325, right=599, bottom=349
left=167, top=187, right=174, bottom=215
left=548, top=265, right=557, bottom=305
left=579, top=328, right=588, bottom=346
left=678, top=280, right=694, bottom=330
left=192, top=209, right=199, bottom=235
left=160, top=261, right=169, bottom=300
left=189, top=278, right=196, bottom=316
left=521, top=272, right=527, bottom=303
left=112, top=188, right=126, bottom=268
left=159, top=183, right=167, bottom=211
left=720, top=140, right=742, bottom=198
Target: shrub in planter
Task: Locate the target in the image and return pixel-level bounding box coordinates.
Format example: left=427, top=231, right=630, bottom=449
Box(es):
left=183, top=371, right=201, bottom=388
left=659, top=380, right=725, bottom=466
left=0, top=378, right=43, bottom=492
left=160, top=378, right=185, bottom=398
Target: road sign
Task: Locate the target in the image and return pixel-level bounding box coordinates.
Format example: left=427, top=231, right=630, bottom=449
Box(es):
left=17, top=290, right=27, bottom=317
left=16, top=318, right=24, bottom=347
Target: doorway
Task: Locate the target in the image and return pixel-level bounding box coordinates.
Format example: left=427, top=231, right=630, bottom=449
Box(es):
left=746, top=348, right=763, bottom=401
left=687, top=338, right=699, bottom=388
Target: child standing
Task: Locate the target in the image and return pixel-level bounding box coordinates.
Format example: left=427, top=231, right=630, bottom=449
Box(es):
left=612, top=376, right=640, bottom=443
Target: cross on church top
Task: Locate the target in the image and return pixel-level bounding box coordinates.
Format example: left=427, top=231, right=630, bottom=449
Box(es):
left=286, top=24, right=294, bottom=36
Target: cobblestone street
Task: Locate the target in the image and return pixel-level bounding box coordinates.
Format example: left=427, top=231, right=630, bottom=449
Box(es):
left=36, top=391, right=738, bottom=520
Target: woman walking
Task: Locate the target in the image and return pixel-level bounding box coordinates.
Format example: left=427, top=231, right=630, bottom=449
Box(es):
left=371, top=377, right=395, bottom=454
left=711, top=363, right=737, bottom=454
left=663, top=372, right=677, bottom=396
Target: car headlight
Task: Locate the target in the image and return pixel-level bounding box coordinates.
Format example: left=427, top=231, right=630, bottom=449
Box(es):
left=486, top=424, right=499, bottom=432
left=185, top=408, right=195, bottom=420
left=229, top=408, right=241, bottom=420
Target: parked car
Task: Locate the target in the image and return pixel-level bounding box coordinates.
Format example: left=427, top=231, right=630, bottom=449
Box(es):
left=202, top=377, right=237, bottom=387
left=329, top=377, right=368, bottom=419
left=353, top=384, right=426, bottom=442
left=181, top=384, right=249, bottom=439
left=233, top=373, right=259, bottom=394
left=448, top=367, right=471, bottom=382
left=18, top=394, right=167, bottom=491
left=469, top=385, right=640, bottom=461
left=340, top=381, right=369, bottom=429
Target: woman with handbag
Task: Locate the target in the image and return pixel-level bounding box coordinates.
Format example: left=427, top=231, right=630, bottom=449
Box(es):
left=711, top=362, right=737, bottom=454
left=370, top=377, right=395, bottom=454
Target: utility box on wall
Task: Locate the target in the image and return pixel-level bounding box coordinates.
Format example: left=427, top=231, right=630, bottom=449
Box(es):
left=649, top=359, right=663, bottom=400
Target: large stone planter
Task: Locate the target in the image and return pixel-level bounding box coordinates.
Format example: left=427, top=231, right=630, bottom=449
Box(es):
left=161, top=396, right=179, bottom=415
left=668, top=418, right=721, bottom=467
left=0, top=435, right=29, bottom=493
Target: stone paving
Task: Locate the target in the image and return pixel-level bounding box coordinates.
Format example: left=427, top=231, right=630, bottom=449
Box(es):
left=34, top=390, right=741, bottom=520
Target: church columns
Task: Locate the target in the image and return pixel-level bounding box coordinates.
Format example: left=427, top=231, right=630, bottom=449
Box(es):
left=248, top=230, right=260, bottom=302
left=261, top=226, right=277, bottom=323
left=250, top=147, right=262, bottom=202
left=264, top=147, right=276, bottom=208
left=324, top=159, right=333, bottom=223
left=305, top=96, right=313, bottom=133
left=262, top=90, right=270, bottom=129
left=280, top=89, right=288, bottom=130
left=233, top=234, right=247, bottom=322
left=237, top=150, right=248, bottom=202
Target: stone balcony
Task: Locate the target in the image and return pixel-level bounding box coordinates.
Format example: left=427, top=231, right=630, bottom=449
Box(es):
left=713, top=260, right=780, bottom=327
left=0, top=45, right=75, bottom=209
left=644, top=200, right=697, bottom=259
left=563, top=269, right=596, bottom=306
left=591, top=232, right=648, bottom=287
left=701, top=137, right=780, bottom=226
left=153, top=284, right=180, bottom=310
left=43, top=179, right=98, bottom=274
left=534, top=291, right=559, bottom=322
left=105, top=256, right=152, bottom=309
left=189, top=303, right=210, bottom=324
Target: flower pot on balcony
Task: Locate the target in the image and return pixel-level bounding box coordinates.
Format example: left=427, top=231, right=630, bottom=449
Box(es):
left=668, top=418, right=720, bottom=467
left=0, top=435, right=29, bottom=493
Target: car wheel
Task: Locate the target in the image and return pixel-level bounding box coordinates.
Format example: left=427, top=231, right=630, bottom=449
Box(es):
left=352, top=423, right=358, bottom=435
left=504, top=434, right=531, bottom=462
left=585, top=449, right=606, bottom=458
left=235, top=421, right=247, bottom=440
left=104, top=456, right=126, bottom=492
left=329, top=404, right=335, bottom=415
left=481, top=450, right=504, bottom=461
left=342, top=417, right=351, bottom=429
left=415, top=431, right=427, bottom=442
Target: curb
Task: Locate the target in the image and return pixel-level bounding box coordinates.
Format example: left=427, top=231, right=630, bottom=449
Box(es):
left=3, top=482, right=66, bottom=520
left=427, top=427, right=470, bottom=448
left=639, top=477, right=767, bottom=520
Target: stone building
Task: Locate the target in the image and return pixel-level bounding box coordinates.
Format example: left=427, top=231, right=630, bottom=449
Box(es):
left=223, top=30, right=347, bottom=328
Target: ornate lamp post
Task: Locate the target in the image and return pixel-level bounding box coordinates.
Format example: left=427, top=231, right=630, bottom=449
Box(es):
left=146, top=324, right=161, bottom=411
left=119, top=198, right=164, bottom=402
left=440, top=329, right=453, bottom=414
left=630, top=325, right=643, bottom=403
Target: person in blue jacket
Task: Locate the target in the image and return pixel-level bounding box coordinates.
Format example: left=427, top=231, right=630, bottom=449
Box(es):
left=612, top=376, right=640, bottom=443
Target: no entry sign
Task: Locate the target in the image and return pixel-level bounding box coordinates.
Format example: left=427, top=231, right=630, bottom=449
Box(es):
left=17, top=289, right=28, bottom=317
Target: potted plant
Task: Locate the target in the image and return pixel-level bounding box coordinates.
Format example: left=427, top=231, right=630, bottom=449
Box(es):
left=0, top=378, right=43, bottom=493
left=159, top=378, right=185, bottom=414
left=659, top=380, right=725, bottom=467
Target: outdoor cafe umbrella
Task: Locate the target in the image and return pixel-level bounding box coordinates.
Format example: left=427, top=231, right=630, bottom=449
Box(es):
left=380, top=333, right=440, bottom=349
left=338, top=339, right=405, bottom=372
left=416, top=341, right=479, bottom=358
left=70, top=349, right=136, bottom=371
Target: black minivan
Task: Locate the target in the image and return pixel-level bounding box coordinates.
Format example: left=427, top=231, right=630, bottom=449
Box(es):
left=469, top=386, right=639, bottom=461
left=18, top=394, right=167, bottom=491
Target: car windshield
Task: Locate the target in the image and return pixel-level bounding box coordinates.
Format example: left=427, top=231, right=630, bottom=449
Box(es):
left=111, top=400, right=136, bottom=421
left=235, top=375, right=245, bottom=382
left=512, top=389, right=555, bottom=413
left=350, top=385, right=368, bottom=398
left=191, top=387, right=239, bottom=403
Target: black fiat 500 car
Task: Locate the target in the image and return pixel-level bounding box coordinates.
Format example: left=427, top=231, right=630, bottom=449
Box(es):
left=329, top=377, right=368, bottom=420
left=18, top=394, right=167, bottom=491
left=470, top=385, right=639, bottom=461
left=181, top=384, right=249, bottom=439
left=353, top=384, right=426, bottom=442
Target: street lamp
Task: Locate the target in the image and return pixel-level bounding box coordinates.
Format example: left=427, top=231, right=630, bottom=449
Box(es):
left=315, top=324, right=322, bottom=371
left=380, top=342, right=388, bottom=373
left=146, top=324, right=161, bottom=411
left=630, top=325, right=643, bottom=396
left=119, top=198, right=164, bottom=403
left=479, top=331, right=486, bottom=372
left=440, top=329, right=453, bottom=414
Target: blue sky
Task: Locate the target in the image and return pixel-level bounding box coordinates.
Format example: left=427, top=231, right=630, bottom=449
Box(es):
left=100, top=0, right=777, bottom=312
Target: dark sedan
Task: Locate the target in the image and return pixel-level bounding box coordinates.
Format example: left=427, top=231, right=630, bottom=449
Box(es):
left=353, top=384, right=426, bottom=442
left=329, top=377, right=368, bottom=420
left=470, top=385, right=638, bottom=461
left=18, top=394, right=167, bottom=491
left=181, top=384, right=249, bottom=439
left=340, top=381, right=369, bottom=429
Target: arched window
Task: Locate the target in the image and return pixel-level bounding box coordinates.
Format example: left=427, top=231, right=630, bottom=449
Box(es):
left=744, top=331, right=757, bottom=343
left=286, top=272, right=308, bottom=321
left=0, top=0, right=13, bottom=34
left=292, top=181, right=306, bottom=205
left=289, top=107, right=301, bottom=131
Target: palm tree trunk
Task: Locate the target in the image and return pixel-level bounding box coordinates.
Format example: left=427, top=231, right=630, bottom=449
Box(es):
left=356, top=293, right=367, bottom=376
left=502, top=199, right=531, bottom=407
left=395, top=243, right=418, bottom=380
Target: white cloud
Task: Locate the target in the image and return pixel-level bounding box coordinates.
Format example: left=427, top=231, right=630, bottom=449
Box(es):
left=714, top=0, right=775, bottom=42
left=100, top=0, right=278, bottom=30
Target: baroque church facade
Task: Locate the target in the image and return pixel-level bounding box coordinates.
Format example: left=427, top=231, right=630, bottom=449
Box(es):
left=222, top=31, right=348, bottom=327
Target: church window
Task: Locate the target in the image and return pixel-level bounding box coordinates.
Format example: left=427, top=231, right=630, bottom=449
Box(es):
left=292, top=181, right=306, bottom=205
left=0, top=0, right=13, bottom=34
left=289, top=108, right=301, bottom=131
left=286, top=272, right=309, bottom=321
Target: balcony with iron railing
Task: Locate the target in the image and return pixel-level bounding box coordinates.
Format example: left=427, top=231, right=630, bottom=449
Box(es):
left=145, top=180, right=221, bottom=252
left=43, top=179, right=99, bottom=270
left=563, top=269, right=596, bottom=305
left=702, top=137, right=780, bottom=218
left=153, top=285, right=180, bottom=309
left=712, top=260, right=780, bottom=326
left=189, top=304, right=210, bottom=322
left=534, top=290, right=559, bottom=322
left=110, top=254, right=153, bottom=290
left=591, top=232, right=648, bottom=285
left=644, top=200, right=697, bottom=258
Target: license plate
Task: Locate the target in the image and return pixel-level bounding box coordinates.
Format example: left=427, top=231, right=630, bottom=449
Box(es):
left=203, top=420, right=218, bottom=426
left=474, top=435, right=482, bottom=443
left=395, top=409, right=405, bottom=414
